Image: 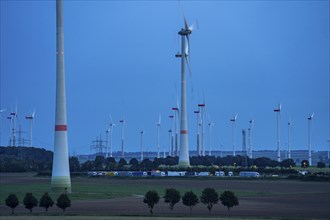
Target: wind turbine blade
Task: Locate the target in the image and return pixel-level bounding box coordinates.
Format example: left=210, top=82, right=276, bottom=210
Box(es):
left=109, top=114, right=113, bottom=124
left=32, top=110, right=35, bottom=118
left=235, top=113, right=238, bottom=120
left=0, top=108, right=6, bottom=113
left=189, top=20, right=199, bottom=31
left=185, top=56, right=192, bottom=78
left=178, top=0, right=189, bottom=30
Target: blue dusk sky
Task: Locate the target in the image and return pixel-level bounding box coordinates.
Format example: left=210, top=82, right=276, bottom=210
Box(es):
left=1, top=0, right=329, bottom=156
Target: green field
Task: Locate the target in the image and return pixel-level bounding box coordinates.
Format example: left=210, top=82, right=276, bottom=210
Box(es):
left=1, top=173, right=329, bottom=219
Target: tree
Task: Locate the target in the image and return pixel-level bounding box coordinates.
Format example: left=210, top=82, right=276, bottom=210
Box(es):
left=39, top=193, right=54, bottom=212
left=118, top=158, right=127, bottom=169
left=301, top=160, right=309, bottom=168
left=23, top=193, right=38, bottom=213
left=163, top=188, right=181, bottom=210
left=56, top=193, right=71, bottom=213
left=5, top=194, right=19, bottom=214
left=105, top=157, right=117, bottom=171
left=94, top=156, right=105, bottom=170
left=200, top=188, right=219, bottom=213
left=317, top=161, right=326, bottom=168
left=280, top=159, right=296, bottom=168
left=69, top=156, right=80, bottom=172
left=143, top=190, right=160, bottom=215
left=182, top=191, right=199, bottom=215
left=129, top=158, right=139, bottom=170
left=219, top=191, right=239, bottom=215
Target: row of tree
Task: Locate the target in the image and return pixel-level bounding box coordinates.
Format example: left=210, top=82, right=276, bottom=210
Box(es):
left=143, top=188, right=239, bottom=215
left=73, top=155, right=300, bottom=172
left=5, top=192, right=71, bottom=214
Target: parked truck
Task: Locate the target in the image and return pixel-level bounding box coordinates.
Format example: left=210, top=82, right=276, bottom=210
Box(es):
left=239, top=171, right=260, bottom=177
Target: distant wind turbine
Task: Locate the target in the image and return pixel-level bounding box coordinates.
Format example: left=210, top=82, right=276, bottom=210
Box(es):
left=287, top=119, right=292, bottom=159
left=207, top=114, right=214, bottom=156
left=274, top=103, right=281, bottom=162
left=172, top=100, right=179, bottom=156
left=140, top=130, right=144, bottom=161
left=109, top=115, right=115, bottom=158
left=198, top=103, right=205, bottom=156
left=307, top=113, right=314, bottom=165
left=156, top=115, right=161, bottom=158
left=230, top=113, right=238, bottom=156
left=194, top=110, right=200, bottom=156
left=0, top=108, right=6, bottom=146
left=25, top=110, right=35, bottom=147
left=248, top=117, right=254, bottom=158
left=119, top=118, right=125, bottom=159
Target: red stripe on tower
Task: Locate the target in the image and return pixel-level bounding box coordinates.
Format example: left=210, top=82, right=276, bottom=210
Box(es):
left=55, top=125, right=67, bottom=131
left=180, top=130, right=188, bottom=134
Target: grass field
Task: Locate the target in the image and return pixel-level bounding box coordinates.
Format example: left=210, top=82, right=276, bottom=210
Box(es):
left=0, top=172, right=329, bottom=219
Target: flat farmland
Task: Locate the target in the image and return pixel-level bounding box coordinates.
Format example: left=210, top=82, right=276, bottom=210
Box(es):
left=0, top=173, right=329, bottom=219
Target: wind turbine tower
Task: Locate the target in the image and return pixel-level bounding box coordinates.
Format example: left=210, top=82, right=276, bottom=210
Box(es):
left=156, top=115, right=161, bottom=158
left=105, top=128, right=110, bottom=158
left=287, top=120, right=292, bottom=159
left=307, top=113, right=314, bottom=165
left=0, top=108, right=6, bottom=146
left=248, top=118, right=254, bottom=158
left=230, top=114, right=238, bottom=156
left=140, top=130, right=144, bottom=161
left=51, top=0, right=71, bottom=193
left=172, top=106, right=179, bottom=156
left=119, top=119, right=125, bottom=158
left=194, top=110, right=200, bottom=156
left=169, top=115, right=174, bottom=156
left=273, top=103, right=281, bottom=162
left=207, top=115, right=214, bottom=156
left=109, top=115, right=115, bottom=158
left=25, top=110, right=35, bottom=147
left=198, top=103, right=205, bottom=156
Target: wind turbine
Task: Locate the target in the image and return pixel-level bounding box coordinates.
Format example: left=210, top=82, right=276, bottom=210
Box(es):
left=198, top=103, right=205, bottom=156
left=172, top=100, right=179, bottom=156
left=109, top=115, right=115, bottom=158
left=207, top=114, right=214, bottom=156
left=156, top=115, right=161, bottom=158
left=25, top=110, right=35, bottom=147
left=248, top=117, right=254, bottom=158
left=140, top=130, right=144, bottom=161
left=230, top=113, right=238, bottom=156
left=119, top=119, right=125, bottom=159
left=307, top=113, right=314, bottom=165
left=0, top=108, right=6, bottom=146
left=105, top=128, right=110, bottom=158
left=175, top=3, right=197, bottom=167
left=287, top=120, right=292, bottom=159
left=194, top=110, right=200, bottom=156
left=274, top=103, right=281, bottom=162
left=169, top=115, right=174, bottom=156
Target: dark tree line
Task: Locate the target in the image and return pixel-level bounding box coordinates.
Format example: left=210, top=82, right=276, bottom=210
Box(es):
left=0, top=147, right=52, bottom=172
left=75, top=155, right=298, bottom=172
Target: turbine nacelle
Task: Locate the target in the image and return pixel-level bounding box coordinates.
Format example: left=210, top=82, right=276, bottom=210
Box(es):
left=308, top=113, right=314, bottom=120
left=230, top=113, right=238, bottom=122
